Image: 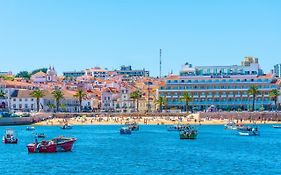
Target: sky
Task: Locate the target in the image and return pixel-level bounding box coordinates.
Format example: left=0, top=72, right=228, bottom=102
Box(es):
left=0, top=0, right=280, bottom=76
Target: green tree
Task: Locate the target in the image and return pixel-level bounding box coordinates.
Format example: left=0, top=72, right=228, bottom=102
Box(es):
left=60, top=104, right=66, bottom=112
left=130, top=90, right=142, bottom=112
left=180, top=91, right=192, bottom=113
left=16, top=71, right=30, bottom=79
left=0, top=75, right=15, bottom=81
left=269, top=89, right=280, bottom=111
left=30, top=68, right=48, bottom=75
left=0, top=90, right=6, bottom=98
left=74, top=89, right=86, bottom=112
left=30, top=89, right=45, bottom=112
left=52, top=90, right=64, bottom=112
left=47, top=103, right=56, bottom=112
left=248, top=85, right=260, bottom=111
left=156, top=96, right=167, bottom=112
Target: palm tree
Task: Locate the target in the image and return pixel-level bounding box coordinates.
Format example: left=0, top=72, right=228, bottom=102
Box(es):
left=269, top=89, right=280, bottom=111
left=156, top=96, right=167, bottom=112
left=47, top=103, right=56, bottom=112
left=248, top=85, right=260, bottom=111
left=74, top=89, right=86, bottom=112
left=30, top=89, right=45, bottom=112
left=180, top=91, right=192, bottom=113
left=130, top=90, right=142, bottom=112
left=52, top=90, right=64, bottom=112
left=0, top=90, right=5, bottom=98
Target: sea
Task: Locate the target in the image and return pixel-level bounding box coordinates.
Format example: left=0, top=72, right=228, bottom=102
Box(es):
left=0, top=125, right=280, bottom=175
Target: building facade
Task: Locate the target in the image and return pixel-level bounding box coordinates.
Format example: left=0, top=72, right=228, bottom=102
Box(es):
left=159, top=58, right=277, bottom=111
left=116, top=65, right=149, bottom=77
left=63, top=71, right=85, bottom=78
left=273, top=64, right=281, bottom=77
left=85, top=67, right=109, bottom=79
left=180, top=57, right=263, bottom=76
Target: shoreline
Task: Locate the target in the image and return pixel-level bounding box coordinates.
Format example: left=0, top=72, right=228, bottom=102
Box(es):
left=33, top=117, right=281, bottom=126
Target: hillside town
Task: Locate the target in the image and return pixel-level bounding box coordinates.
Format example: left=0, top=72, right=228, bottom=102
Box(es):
left=0, top=56, right=281, bottom=114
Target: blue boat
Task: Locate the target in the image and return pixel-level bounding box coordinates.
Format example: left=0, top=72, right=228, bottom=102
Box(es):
left=120, top=127, right=132, bottom=135
left=238, top=126, right=260, bottom=136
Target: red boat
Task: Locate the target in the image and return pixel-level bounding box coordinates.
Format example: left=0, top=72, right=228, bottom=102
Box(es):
left=2, top=129, right=18, bottom=144
left=27, top=136, right=77, bottom=153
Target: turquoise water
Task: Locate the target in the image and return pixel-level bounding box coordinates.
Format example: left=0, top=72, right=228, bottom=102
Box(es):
left=0, top=125, right=280, bottom=175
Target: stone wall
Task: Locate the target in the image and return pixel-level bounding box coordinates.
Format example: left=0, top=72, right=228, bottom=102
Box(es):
left=199, top=112, right=281, bottom=121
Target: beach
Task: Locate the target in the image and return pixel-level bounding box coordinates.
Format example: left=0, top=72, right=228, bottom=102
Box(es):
left=33, top=114, right=281, bottom=126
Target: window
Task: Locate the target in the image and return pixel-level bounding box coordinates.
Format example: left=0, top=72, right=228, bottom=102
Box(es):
left=19, top=104, right=22, bottom=109
left=13, top=104, right=16, bottom=109
left=25, top=104, right=28, bottom=108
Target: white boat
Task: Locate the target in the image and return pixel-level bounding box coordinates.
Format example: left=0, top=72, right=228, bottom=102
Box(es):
left=238, top=126, right=260, bottom=136
left=224, top=121, right=237, bottom=130
left=26, top=126, right=35, bottom=131
left=273, top=125, right=281, bottom=129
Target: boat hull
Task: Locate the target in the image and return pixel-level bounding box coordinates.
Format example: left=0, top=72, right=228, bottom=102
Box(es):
left=27, top=138, right=76, bottom=153
left=238, top=131, right=260, bottom=136
left=180, top=133, right=197, bottom=139
left=2, top=137, right=18, bottom=144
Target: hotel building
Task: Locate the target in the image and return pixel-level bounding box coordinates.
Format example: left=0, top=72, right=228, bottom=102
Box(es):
left=116, top=65, right=149, bottom=77
left=159, top=57, right=278, bottom=111
left=273, top=64, right=281, bottom=78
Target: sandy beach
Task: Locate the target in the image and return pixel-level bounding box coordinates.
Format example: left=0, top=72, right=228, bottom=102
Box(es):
left=33, top=114, right=281, bottom=126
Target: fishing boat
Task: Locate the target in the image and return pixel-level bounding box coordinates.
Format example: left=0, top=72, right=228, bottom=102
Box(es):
left=224, top=121, right=238, bottom=130
left=238, top=126, right=260, bottom=136
left=224, top=121, right=245, bottom=130
left=179, top=127, right=197, bottom=139
left=61, top=124, right=72, bottom=130
left=27, top=136, right=77, bottom=153
left=125, top=122, right=139, bottom=131
left=120, top=126, right=132, bottom=135
left=167, top=124, right=189, bottom=131
left=2, top=129, right=18, bottom=144
left=26, top=126, right=35, bottom=131
left=273, top=125, right=281, bottom=129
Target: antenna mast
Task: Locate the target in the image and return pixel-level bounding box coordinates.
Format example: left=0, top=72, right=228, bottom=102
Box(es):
left=160, top=49, right=162, bottom=78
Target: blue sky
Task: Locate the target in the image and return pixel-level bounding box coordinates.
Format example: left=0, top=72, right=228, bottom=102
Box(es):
left=0, top=0, right=280, bottom=76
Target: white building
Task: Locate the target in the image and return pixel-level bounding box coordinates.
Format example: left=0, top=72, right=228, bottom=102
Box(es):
left=30, top=67, right=57, bottom=83
left=9, top=89, right=90, bottom=113
left=114, top=87, right=135, bottom=113
left=10, top=90, right=37, bottom=112
left=85, top=67, right=109, bottom=79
